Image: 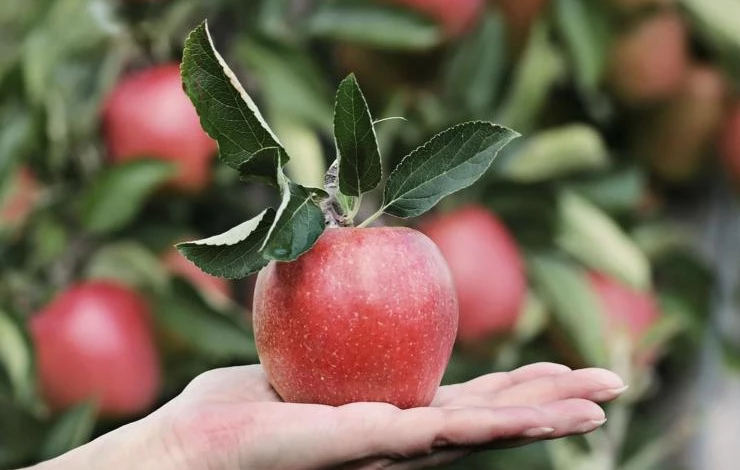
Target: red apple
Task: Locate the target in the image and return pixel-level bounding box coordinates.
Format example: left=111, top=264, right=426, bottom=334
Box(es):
left=588, top=272, right=660, bottom=346
left=0, top=167, right=39, bottom=227
left=253, top=227, right=458, bottom=409
left=163, top=246, right=231, bottom=306
left=102, top=64, right=217, bottom=192
left=632, top=65, right=727, bottom=183
left=719, top=102, right=740, bottom=184
left=31, top=281, right=161, bottom=417
left=493, top=0, right=550, bottom=54
left=385, top=0, right=484, bottom=37
left=607, top=12, right=688, bottom=106
left=419, top=205, right=526, bottom=343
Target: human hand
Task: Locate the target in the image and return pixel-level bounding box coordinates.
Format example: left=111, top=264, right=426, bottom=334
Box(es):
left=30, top=362, right=626, bottom=470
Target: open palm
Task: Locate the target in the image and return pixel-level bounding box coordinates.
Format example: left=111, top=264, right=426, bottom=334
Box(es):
left=154, top=362, right=626, bottom=470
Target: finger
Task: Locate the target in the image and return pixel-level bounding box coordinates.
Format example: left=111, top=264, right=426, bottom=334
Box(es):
left=388, top=449, right=471, bottom=470
left=433, top=362, right=572, bottom=406
left=179, top=366, right=282, bottom=403
left=446, top=368, right=626, bottom=409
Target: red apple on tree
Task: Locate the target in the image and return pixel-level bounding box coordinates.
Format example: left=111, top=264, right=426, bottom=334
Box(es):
left=385, top=0, right=484, bottom=37
left=588, top=271, right=661, bottom=364
left=176, top=22, right=519, bottom=408
left=102, top=64, right=217, bottom=192
left=607, top=11, right=688, bottom=106
left=0, top=166, right=40, bottom=228
left=419, top=205, right=526, bottom=343
left=30, top=280, right=161, bottom=417
left=719, top=101, right=740, bottom=184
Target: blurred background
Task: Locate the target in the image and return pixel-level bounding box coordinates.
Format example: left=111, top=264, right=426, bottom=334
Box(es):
left=1, top=0, right=740, bottom=468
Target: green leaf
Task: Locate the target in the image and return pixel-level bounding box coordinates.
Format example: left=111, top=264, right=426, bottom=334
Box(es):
left=529, top=255, right=609, bottom=367
left=444, top=12, right=508, bottom=116
left=84, top=242, right=169, bottom=292
left=680, top=0, right=740, bottom=84
left=154, top=279, right=258, bottom=360
left=260, top=168, right=326, bottom=261
left=0, top=309, right=35, bottom=405
left=40, top=401, right=97, bottom=461
left=306, top=2, right=442, bottom=50
left=80, top=160, right=175, bottom=234
left=556, top=191, right=651, bottom=290
left=570, top=167, right=645, bottom=213
left=0, top=401, right=46, bottom=468
left=181, top=21, right=287, bottom=183
left=497, top=125, right=610, bottom=183
left=553, top=0, right=612, bottom=94
left=236, top=36, right=334, bottom=131
left=381, top=122, right=519, bottom=218
left=177, top=208, right=276, bottom=279
left=334, top=74, right=382, bottom=197
left=498, top=21, right=564, bottom=133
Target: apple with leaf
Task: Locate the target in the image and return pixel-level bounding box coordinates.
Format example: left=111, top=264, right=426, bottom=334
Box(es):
left=176, top=22, right=519, bottom=408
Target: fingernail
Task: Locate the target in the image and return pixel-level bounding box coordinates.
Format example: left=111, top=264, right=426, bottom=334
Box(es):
left=592, top=385, right=629, bottom=402
left=522, top=427, right=556, bottom=438
left=575, top=419, right=607, bottom=434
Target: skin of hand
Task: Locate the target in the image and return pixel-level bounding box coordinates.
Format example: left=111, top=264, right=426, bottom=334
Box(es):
left=27, top=362, right=626, bottom=470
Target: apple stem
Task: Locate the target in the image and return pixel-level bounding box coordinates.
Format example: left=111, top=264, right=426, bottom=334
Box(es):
left=357, top=208, right=384, bottom=228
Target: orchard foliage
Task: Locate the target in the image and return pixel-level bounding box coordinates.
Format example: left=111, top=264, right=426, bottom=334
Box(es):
left=1, top=0, right=737, bottom=468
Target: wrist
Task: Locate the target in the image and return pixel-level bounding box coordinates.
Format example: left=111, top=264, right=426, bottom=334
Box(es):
left=25, top=410, right=181, bottom=470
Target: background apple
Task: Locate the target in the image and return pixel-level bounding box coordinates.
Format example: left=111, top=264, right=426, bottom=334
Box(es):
left=386, top=0, right=484, bottom=37
left=607, top=11, right=688, bottom=106
left=493, top=0, right=550, bottom=54
left=102, top=64, right=217, bottom=192
left=419, top=205, right=526, bottom=344
left=631, top=65, right=727, bottom=183
left=0, top=167, right=39, bottom=227
left=253, top=227, right=458, bottom=409
left=30, top=281, right=161, bottom=417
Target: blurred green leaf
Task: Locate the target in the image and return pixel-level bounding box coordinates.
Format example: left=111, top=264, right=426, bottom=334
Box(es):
left=29, top=215, right=69, bottom=269
left=557, top=191, right=651, bottom=290
left=80, top=160, right=176, bottom=234
left=553, top=0, right=612, bottom=95
left=0, top=400, right=46, bottom=469
left=681, top=0, right=740, bottom=83
left=306, top=2, right=442, bottom=50
left=498, top=21, right=564, bottom=133
left=381, top=122, right=520, bottom=218
left=0, top=102, right=35, bottom=181
left=0, top=309, right=36, bottom=406
left=40, top=401, right=97, bottom=461
left=498, top=125, right=610, bottom=183
left=334, top=74, right=382, bottom=197
left=570, top=167, right=645, bottom=213
left=85, top=242, right=169, bottom=292
left=444, top=12, right=508, bottom=117
left=237, top=36, right=334, bottom=131
left=177, top=209, right=276, bottom=279
left=530, top=254, right=609, bottom=368
left=154, top=279, right=258, bottom=360
left=277, top=118, right=327, bottom=189
left=261, top=169, right=326, bottom=261
left=181, top=21, right=288, bottom=184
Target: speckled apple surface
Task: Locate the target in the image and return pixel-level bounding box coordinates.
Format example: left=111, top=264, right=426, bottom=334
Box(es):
left=253, top=227, right=458, bottom=409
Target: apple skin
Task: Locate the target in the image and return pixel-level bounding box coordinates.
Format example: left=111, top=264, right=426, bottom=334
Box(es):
left=0, top=167, right=39, bottom=227
left=632, top=65, right=727, bottom=183
left=588, top=272, right=660, bottom=344
left=418, top=205, right=526, bottom=343
left=163, top=247, right=231, bottom=306
left=30, top=281, right=161, bottom=417
left=386, top=0, right=484, bottom=37
left=253, top=227, right=458, bottom=409
left=102, top=64, right=217, bottom=192
left=719, top=102, right=740, bottom=184
left=607, top=12, right=688, bottom=106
